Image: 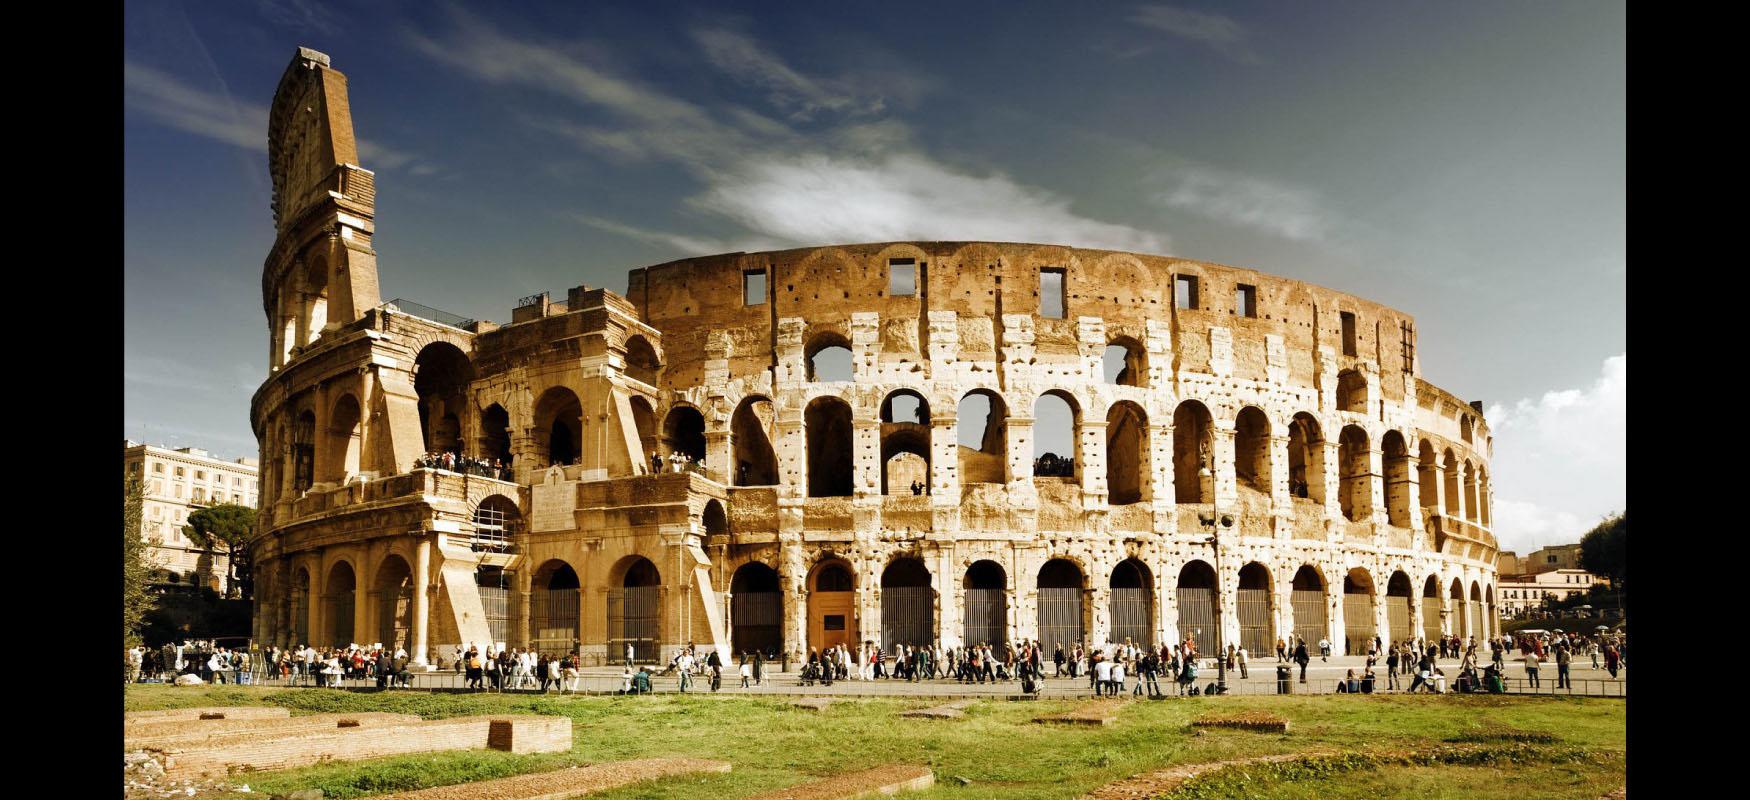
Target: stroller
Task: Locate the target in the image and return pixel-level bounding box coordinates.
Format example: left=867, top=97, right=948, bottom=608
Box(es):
left=799, top=662, right=823, bottom=686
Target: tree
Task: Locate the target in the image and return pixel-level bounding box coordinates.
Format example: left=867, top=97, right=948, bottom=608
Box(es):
left=183, top=503, right=259, bottom=600
left=122, top=476, right=158, bottom=648
left=1579, top=511, right=1627, bottom=599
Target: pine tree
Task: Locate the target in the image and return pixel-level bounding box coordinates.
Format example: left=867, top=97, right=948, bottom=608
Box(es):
left=122, top=476, right=157, bottom=648
left=184, top=503, right=259, bottom=599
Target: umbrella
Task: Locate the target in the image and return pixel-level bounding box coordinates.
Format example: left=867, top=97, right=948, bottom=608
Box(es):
left=1595, top=625, right=1609, bottom=631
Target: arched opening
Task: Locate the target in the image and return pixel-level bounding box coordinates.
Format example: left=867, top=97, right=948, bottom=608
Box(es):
left=1103, top=337, right=1147, bottom=387
left=1460, top=414, right=1474, bottom=444
left=1338, top=425, right=1372, bottom=522
left=1443, top=449, right=1461, bottom=517
left=1385, top=571, right=1413, bottom=646
left=963, top=560, right=1007, bottom=648
left=289, top=567, right=310, bottom=645
left=475, top=565, right=513, bottom=646
left=299, top=255, right=329, bottom=346
left=1342, top=567, right=1376, bottom=655
left=805, top=332, right=854, bottom=382
left=1477, top=468, right=1491, bottom=527
left=731, top=395, right=778, bottom=485
left=1422, top=575, right=1442, bottom=642
left=1173, top=400, right=1215, bottom=503
left=1463, top=460, right=1480, bottom=523
left=662, top=405, right=707, bottom=467
left=1234, top=406, right=1271, bottom=495
left=372, top=556, right=412, bottom=652
left=730, top=562, right=782, bottom=659
left=534, top=387, right=584, bottom=468
left=1337, top=369, right=1367, bottom=413
left=1237, top=562, right=1273, bottom=657
left=1469, top=581, right=1484, bottom=641
left=1450, top=578, right=1468, bottom=638
left=609, top=558, right=660, bottom=662
left=1417, top=439, right=1439, bottom=514
left=702, top=499, right=728, bottom=537
left=325, top=394, right=363, bottom=483
left=1382, top=431, right=1412, bottom=527
left=624, top=334, right=661, bottom=386
left=1032, top=391, right=1078, bottom=479
left=291, top=410, right=316, bottom=493
left=1106, top=401, right=1149, bottom=504
left=957, top=390, right=1008, bottom=484
left=472, top=494, right=520, bottom=550
left=880, top=557, right=933, bottom=650
left=1109, top=558, right=1154, bottom=647
left=805, top=396, right=854, bottom=497
left=532, top=560, right=581, bottom=656
left=1037, top=559, right=1085, bottom=654
left=414, top=342, right=473, bottom=458
left=322, top=561, right=356, bottom=647
left=881, top=390, right=931, bottom=495
left=481, top=403, right=512, bottom=468
left=629, top=396, right=657, bottom=473
left=1176, top=560, right=1221, bottom=652
left=1485, top=584, right=1496, bottom=638
left=808, top=558, right=858, bottom=652
left=1291, top=566, right=1327, bottom=646
left=1287, top=412, right=1325, bottom=503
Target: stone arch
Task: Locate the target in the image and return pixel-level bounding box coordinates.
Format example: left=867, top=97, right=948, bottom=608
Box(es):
left=963, top=560, right=1008, bottom=648
left=880, top=557, right=934, bottom=650
left=880, top=390, right=930, bottom=495
left=531, top=559, right=581, bottom=657
left=1422, top=574, right=1443, bottom=642
left=1103, top=336, right=1148, bottom=387
left=1460, top=414, right=1474, bottom=444
left=289, top=566, right=311, bottom=645
left=1417, top=438, right=1439, bottom=514
left=1450, top=577, right=1468, bottom=638
left=623, top=334, right=661, bottom=386
left=480, top=403, right=513, bottom=467
left=1287, top=412, right=1326, bottom=503
left=1106, top=401, right=1149, bottom=504
left=957, top=389, right=1008, bottom=484
left=1338, top=425, right=1372, bottom=522
left=731, top=395, right=778, bottom=486
left=1176, top=560, right=1221, bottom=652
left=808, top=556, right=859, bottom=652
left=702, top=499, right=728, bottom=537
left=322, top=559, right=357, bottom=647
left=1173, top=400, right=1215, bottom=503
left=1382, top=431, right=1412, bottom=527
left=1234, top=406, right=1272, bottom=495
left=662, top=404, right=707, bottom=465
left=1476, top=466, right=1491, bottom=527
left=413, top=342, right=473, bottom=457
left=1463, top=459, right=1480, bottom=523
left=1236, top=562, right=1274, bottom=657
left=1033, top=390, right=1079, bottom=479
left=1442, top=449, right=1461, bottom=516
left=292, top=409, right=317, bottom=493
left=730, top=561, right=782, bottom=658
left=324, top=393, right=363, bottom=483
left=805, top=396, right=854, bottom=497
left=471, top=493, right=520, bottom=549
left=372, top=555, right=413, bottom=652
left=297, top=253, right=329, bottom=347
left=1385, top=570, right=1414, bottom=646
left=1037, top=558, right=1086, bottom=653
left=1109, top=558, right=1154, bottom=647
left=475, top=564, right=514, bottom=646
left=1469, top=580, right=1484, bottom=641
left=1337, top=369, right=1368, bottom=413
left=533, top=387, right=584, bottom=467
left=1290, top=565, right=1327, bottom=646
left=805, top=330, right=853, bottom=382
left=608, top=556, right=661, bottom=662
left=1342, top=567, right=1377, bottom=655
left=1485, top=583, right=1497, bottom=639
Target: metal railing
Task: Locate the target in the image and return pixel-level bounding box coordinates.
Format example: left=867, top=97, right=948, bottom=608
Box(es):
left=383, top=298, right=476, bottom=329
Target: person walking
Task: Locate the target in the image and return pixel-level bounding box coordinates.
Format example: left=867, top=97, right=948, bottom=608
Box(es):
left=1555, top=643, right=1571, bottom=690
left=1293, top=640, right=1311, bottom=683
left=1236, top=646, right=1249, bottom=680
left=1317, top=636, right=1331, bottom=662
left=740, top=657, right=752, bottom=688
left=1386, top=646, right=1400, bottom=690
left=677, top=649, right=696, bottom=692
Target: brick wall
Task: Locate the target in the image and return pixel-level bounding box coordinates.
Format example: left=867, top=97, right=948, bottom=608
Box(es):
left=156, top=716, right=571, bottom=779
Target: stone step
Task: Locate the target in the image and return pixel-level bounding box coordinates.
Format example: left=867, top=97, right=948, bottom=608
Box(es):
left=745, top=765, right=934, bottom=799
left=126, top=712, right=424, bottom=747
left=150, top=715, right=571, bottom=779
left=1080, top=754, right=1311, bottom=799
left=368, top=758, right=732, bottom=800
left=125, top=706, right=289, bottom=724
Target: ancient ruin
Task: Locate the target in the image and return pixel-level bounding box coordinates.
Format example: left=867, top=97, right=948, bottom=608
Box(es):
left=249, top=48, right=1500, bottom=669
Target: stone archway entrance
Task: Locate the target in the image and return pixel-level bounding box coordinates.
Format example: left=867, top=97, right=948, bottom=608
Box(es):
left=808, top=560, right=858, bottom=652
left=881, top=558, right=934, bottom=651
left=1037, top=559, right=1085, bottom=654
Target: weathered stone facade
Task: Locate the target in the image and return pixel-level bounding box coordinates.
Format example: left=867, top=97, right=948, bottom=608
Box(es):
left=250, top=49, right=1499, bottom=667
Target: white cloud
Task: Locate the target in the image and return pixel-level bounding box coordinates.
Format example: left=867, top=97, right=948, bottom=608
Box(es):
left=255, top=0, right=343, bottom=36
left=1129, top=4, right=1260, bottom=64
left=1153, top=164, right=1331, bottom=242
left=691, top=27, right=884, bottom=121
left=1484, top=353, right=1625, bottom=554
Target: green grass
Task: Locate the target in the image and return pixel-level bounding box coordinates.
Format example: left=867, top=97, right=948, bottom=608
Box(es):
left=125, top=686, right=1625, bottom=799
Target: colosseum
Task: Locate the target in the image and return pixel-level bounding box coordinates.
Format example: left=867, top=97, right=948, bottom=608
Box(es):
left=249, top=48, right=1499, bottom=668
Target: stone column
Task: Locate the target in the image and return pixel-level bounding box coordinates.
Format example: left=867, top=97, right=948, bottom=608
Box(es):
left=930, top=417, right=959, bottom=502
left=1365, top=443, right=1386, bottom=526
left=1320, top=438, right=1343, bottom=522
left=853, top=418, right=881, bottom=499
left=704, top=430, right=730, bottom=483
left=1212, top=421, right=1238, bottom=510
left=412, top=537, right=432, bottom=666
left=516, top=567, right=533, bottom=649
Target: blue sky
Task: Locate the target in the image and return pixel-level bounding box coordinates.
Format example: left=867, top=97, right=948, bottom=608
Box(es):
left=123, top=1, right=1624, bottom=553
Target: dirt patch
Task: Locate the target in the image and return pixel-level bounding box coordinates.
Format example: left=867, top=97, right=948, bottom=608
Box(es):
left=1034, top=699, right=1125, bottom=726
left=370, top=758, right=732, bottom=800
left=1080, top=754, right=1309, bottom=799
left=745, top=765, right=933, bottom=799
left=1190, top=711, right=1290, bottom=733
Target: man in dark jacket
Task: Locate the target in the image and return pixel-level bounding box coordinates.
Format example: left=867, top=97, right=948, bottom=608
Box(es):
left=1293, top=641, right=1311, bottom=683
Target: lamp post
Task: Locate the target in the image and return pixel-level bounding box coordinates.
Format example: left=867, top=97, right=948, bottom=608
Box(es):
left=1198, top=442, right=1234, bottom=695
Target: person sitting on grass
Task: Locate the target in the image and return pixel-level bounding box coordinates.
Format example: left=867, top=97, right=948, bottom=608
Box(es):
left=633, top=665, right=653, bottom=695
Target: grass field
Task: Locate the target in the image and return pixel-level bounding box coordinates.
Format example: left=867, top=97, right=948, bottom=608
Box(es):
left=125, top=686, right=1625, bottom=799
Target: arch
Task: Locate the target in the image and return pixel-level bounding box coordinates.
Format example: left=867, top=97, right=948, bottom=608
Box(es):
left=1476, top=467, right=1491, bottom=527
left=623, top=334, right=661, bottom=386
left=1443, top=449, right=1461, bottom=516
left=1460, top=414, right=1474, bottom=444
left=731, top=395, right=778, bottom=485
left=702, top=499, right=728, bottom=537
left=808, top=557, right=858, bottom=652
left=297, top=254, right=330, bottom=346
left=1234, top=406, right=1272, bottom=495
left=292, top=409, right=317, bottom=492
left=1032, top=391, right=1079, bottom=479
left=1106, top=401, right=1149, bottom=504
left=475, top=564, right=514, bottom=646
left=1469, top=580, right=1485, bottom=641
left=1286, top=412, right=1326, bottom=503
left=1337, top=369, right=1368, bottom=413
left=730, top=562, right=782, bottom=658
left=805, top=331, right=854, bottom=382
left=480, top=403, right=513, bottom=467
left=1338, top=425, right=1372, bottom=522
left=471, top=494, right=520, bottom=550
left=534, top=387, right=584, bottom=467
left=608, top=557, right=661, bottom=662
left=880, top=557, right=934, bottom=650
left=1385, top=571, right=1414, bottom=646
left=1037, top=558, right=1085, bottom=653
left=1102, top=336, right=1147, bottom=387
left=957, top=390, right=1008, bottom=484
left=805, top=396, right=854, bottom=497
left=1237, top=562, right=1274, bottom=657
left=372, top=555, right=413, bottom=652
left=289, top=566, right=311, bottom=645
left=1176, top=560, right=1221, bottom=652
left=1422, top=575, right=1443, bottom=642
left=1109, top=558, right=1154, bottom=647
left=880, top=390, right=931, bottom=495
left=531, top=559, right=580, bottom=657
left=629, top=396, right=657, bottom=472
left=1342, top=567, right=1376, bottom=655
left=325, top=394, right=363, bottom=483
left=1450, top=577, right=1468, bottom=638
left=322, top=560, right=357, bottom=647
left=1381, top=431, right=1412, bottom=527
left=1172, top=400, right=1214, bottom=503
left=1463, top=459, right=1480, bottom=523
left=1485, top=583, right=1497, bottom=639
left=661, top=405, right=707, bottom=465
left=963, top=560, right=1008, bottom=648
left=1417, top=439, right=1439, bottom=513
left=880, top=390, right=930, bottom=425
left=414, top=342, right=474, bottom=457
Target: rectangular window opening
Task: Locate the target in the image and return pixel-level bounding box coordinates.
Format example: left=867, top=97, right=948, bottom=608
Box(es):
left=1040, top=268, right=1066, bottom=318
left=1340, top=311, right=1358, bottom=356
left=1235, top=284, right=1256, bottom=317
left=824, top=615, right=846, bottom=631
left=1175, top=275, right=1199, bottom=310
left=889, top=258, right=917, bottom=297
left=743, top=269, right=767, bottom=306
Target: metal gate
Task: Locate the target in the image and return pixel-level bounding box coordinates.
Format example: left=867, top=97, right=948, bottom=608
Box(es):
left=1422, top=598, right=1441, bottom=642
left=478, top=585, right=513, bottom=647
left=1386, top=596, right=1412, bottom=646
left=1291, top=589, right=1326, bottom=647
left=1175, top=587, right=1221, bottom=652
left=608, top=586, right=659, bottom=662
left=1108, top=588, right=1152, bottom=647
left=1237, top=588, right=1271, bottom=656
left=327, top=594, right=354, bottom=647
left=290, top=589, right=309, bottom=645
left=1343, top=594, right=1375, bottom=655
left=963, top=588, right=1007, bottom=648
left=881, top=587, right=933, bottom=650
left=376, top=587, right=411, bottom=651
left=1470, top=601, right=1484, bottom=640
left=732, top=591, right=783, bottom=658
left=1037, top=588, right=1083, bottom=653
left=533, top=587, right=580, bottom=657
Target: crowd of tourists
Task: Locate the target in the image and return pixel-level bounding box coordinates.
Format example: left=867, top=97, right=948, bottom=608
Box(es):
left=415, top=451, right=513, bottom=481
left=451, top=644, right=587, bottom=692
left=125, top=641, right=254, bottom=685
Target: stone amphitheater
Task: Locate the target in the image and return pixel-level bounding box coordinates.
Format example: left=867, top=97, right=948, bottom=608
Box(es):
left=249, top=47, right=1500, bottom=670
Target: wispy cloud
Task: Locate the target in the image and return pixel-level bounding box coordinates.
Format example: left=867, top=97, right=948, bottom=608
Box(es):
left=690, top=27, right=886, bottom=122
left=255, top=0, right=342, bottom=36
left=1152, top=164, right=1331, bottom=242
left=572, top=214, right=781, bottom=256
left=1129, top=4, right=1260, bottom=64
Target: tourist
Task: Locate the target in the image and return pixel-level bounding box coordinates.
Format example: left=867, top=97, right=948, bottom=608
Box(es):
left=1386, top=646, right=1400, bottom=690
left=1525, top=648, right=1541, bottom=688
left=740, top=658, right=753, bottom=689
left=1293, top=640, right=1311, bottom=683
left=1337, top=668, right=1359, bottom=693
left=677, top=649, right=695, bottom=692
left=1276, top=637, right=1287, bottom=663
left=1108, top=656, right=1125, bottom=697
left=1236, top=645, right=1248, bottom=680
left=1555, top=643, right=1572, bottom=690
left=1318, top=636, right=1331, bottom=661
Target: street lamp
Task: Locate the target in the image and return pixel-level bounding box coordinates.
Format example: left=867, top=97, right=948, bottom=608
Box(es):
left=1198, top=442, right=1234, bottom=695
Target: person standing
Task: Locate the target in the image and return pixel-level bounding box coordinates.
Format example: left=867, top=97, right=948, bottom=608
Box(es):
left=677, top=649, right=695, bottom=692
left=1386, top=646, right=1400, bottom=691
left=1236, top=646, right=1249, bottom=680
left=1524, top=649, right=1541, bottom=688
left=1318, top=636, right=1331, bottom=662
left=1293, top=640, right=1311, bottom=683
left=1555, top=643, right=1571, bottom=690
